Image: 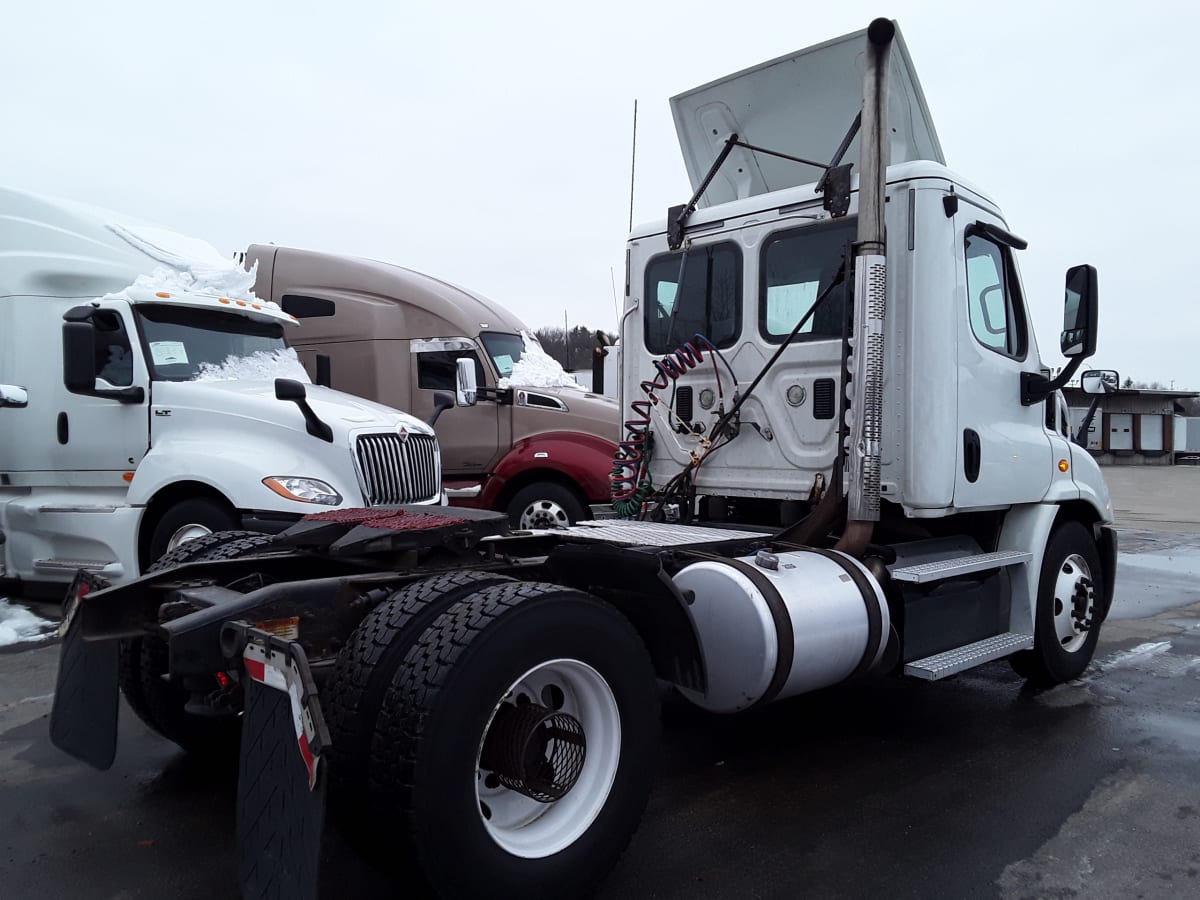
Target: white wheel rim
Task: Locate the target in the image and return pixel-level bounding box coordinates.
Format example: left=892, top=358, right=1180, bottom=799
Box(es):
left=475, top=658, right=621, bottom=858
left=518, top=499, right=571, bottom=530
left=1052, top=553, right=1095, bottom=654
left=166, top=523, right=213, bottom=552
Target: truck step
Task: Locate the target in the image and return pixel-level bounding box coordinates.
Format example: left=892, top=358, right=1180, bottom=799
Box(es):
left=890, top=549, right=1031, bottom=584
left=33, top=558, right=114, bottom=571
left=903, top=632, right=1034, bottom=680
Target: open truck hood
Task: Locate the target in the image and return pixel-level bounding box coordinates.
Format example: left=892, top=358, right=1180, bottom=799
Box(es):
left=670, top=21, right=943, bottom=207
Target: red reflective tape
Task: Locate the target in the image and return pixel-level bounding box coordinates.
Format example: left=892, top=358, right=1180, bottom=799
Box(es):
left=244, top=657, right=266, bottom=683
left=297, top=731, right=317, bottom=790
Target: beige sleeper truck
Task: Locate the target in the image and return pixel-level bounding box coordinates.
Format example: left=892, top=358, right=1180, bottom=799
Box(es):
left=242, top=244, right=619, bottom=527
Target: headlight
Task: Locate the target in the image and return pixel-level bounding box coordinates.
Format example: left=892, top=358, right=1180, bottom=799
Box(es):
left=262, top=476, right=342, bottom=505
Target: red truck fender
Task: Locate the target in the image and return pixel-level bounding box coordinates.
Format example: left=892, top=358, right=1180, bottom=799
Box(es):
left=472, top=431, right=617, bottom=513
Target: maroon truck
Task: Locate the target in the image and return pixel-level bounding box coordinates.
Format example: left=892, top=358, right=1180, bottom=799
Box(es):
left=244, top=244, right=619, bottom=526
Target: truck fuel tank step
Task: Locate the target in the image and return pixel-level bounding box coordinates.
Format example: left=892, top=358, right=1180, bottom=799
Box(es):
left=903, top=632, right=1034, bottom=680
left=890, top=549, right=1031, bottom=584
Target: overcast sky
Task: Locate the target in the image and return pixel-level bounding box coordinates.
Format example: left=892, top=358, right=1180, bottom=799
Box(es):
left=4, top=0, right=1197, bottom=387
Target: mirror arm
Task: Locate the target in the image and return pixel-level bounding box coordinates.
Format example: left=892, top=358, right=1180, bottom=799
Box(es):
left=1074, top=395, right=1104, bottom=446
left=427, top=391, right=455, bottom=427
left=1021, top=356, right=1084, bottom=406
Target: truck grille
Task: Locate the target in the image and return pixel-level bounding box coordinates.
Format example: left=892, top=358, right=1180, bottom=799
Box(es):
left=354, top=432, right=441, bottom=505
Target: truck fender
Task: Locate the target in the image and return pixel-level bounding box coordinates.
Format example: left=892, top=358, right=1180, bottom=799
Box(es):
left=998, top=500, right=1114, bottom=635
left=546, top=543, right=706, bottom=692
left=481, top=431, right=619, bottom=509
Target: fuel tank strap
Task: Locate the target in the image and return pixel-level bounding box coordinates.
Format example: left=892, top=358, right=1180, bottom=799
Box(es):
left=680, top=551, right=794, bottom=708
left=803, top=547, right=884, bottom=678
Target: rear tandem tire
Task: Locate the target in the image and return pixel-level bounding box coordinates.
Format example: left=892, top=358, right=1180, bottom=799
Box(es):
left=1010, top=520, right=1104, bottom=686
left=369, top=582, right=660, bottom=900
left=324, top=570, right=515, bottom=820
left=118, top=530, right=277, bottom=753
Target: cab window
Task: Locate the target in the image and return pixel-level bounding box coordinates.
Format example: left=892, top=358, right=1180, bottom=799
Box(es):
left=760, top=217, right=856, bottom=342
left=644, top=242, right=741, bottom=354
left=965, top=231, right=1027, bottom=359
left=93, top=310, right=134, bottom=386
left=417, top=350, right=485, bottom=391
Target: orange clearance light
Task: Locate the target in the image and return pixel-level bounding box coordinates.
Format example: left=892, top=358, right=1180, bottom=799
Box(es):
left=1058, top=459, right=1070, bottom=472
left=155, top=291, right=170, bottom=298
left=218, top=297, right=231, bottom=304
left=122, top=471, right=134, bottom=482
left=236, top=300, right=247, bottom=307
left=252, top=304, right=261, bottom=310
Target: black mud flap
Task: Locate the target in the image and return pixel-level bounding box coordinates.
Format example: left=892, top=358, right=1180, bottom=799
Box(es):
left=231, top=626, right=330, bottom=900
left=49, top=570, right=119, bottom=770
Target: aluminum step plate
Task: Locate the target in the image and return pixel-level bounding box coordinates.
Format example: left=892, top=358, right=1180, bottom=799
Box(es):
left=890, top=549, right=1031, bottom=583
left=546, top=520, right=767, bottom=548
left=904, top=632, right=1034, bottom=681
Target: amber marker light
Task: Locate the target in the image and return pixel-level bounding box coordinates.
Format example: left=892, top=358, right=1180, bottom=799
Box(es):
left=1058, top=459, right=1070, bottom=472
left=155, top=291, right=170, bottom=298
left=122, top=472, right=134, bottom=482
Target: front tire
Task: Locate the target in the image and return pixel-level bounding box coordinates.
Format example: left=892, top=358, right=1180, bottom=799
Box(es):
left=370, top=582, right=660, bottom=899
left=147, top=497, right=239, bottom=563
left=506, top=482, right=587, bottom=529
left=1010, top=520, right=1103, bottom=685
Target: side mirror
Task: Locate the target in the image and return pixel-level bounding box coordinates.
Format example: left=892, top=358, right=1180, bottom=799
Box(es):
left=1081, top=369, right=1119, bottom=395
left=274, top=378, right=307, bottom=402
left=0, top=384, right=28, bottom=408
left=1060, top=265, right=1098, bottom=359
left=455, top=357, right=478, bottom=407
left=61, top=314, right=144, bottom=404
left=63, top=320, right=99, bottom=394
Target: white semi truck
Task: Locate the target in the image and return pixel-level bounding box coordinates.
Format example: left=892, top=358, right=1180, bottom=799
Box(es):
left=50, top=20, right=1119, bottom=900
left=0, top=189, right=445, bottom=598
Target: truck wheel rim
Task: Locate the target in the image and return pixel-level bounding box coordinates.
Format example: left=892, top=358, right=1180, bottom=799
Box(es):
left=518, top=499, right=571, bottom=529
left=1052, top=553, right=1094, bottom=654
left=166, top=524, right=213, bottom=552
left=475, top=658, right=621, bottom=858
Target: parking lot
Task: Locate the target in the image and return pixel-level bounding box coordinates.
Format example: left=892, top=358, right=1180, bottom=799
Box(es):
left=3, top=465, right=1200, bottom=899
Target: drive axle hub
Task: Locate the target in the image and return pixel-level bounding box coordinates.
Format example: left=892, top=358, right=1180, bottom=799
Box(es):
left=480, top=701, right=587, bottom=802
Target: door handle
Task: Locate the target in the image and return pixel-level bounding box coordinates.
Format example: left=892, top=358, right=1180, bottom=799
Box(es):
left=963, top=429, right=981, bottom=483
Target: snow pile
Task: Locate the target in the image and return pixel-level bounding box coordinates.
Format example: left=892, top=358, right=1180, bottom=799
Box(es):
left=0, top=599, right=57, bottom=648
left=498, top=332, right=584, bottom=391
left=193, top=348, right=311, bottom=383
left=107, top=223, right=262, bottom=303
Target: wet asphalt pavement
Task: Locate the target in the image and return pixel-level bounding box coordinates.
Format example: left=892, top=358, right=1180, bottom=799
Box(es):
left=2, top=465, right=1199, bottom=899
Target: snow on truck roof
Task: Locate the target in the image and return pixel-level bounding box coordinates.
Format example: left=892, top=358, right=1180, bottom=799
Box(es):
left=0, top=186, right=296, bottom=327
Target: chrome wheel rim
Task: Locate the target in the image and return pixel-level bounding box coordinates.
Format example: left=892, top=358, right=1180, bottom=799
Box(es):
left=166, top=523, right=213, bottom=553
left=1052, top=553, right=1095, bottom=654
left=518, top=498, right=571, bottom=529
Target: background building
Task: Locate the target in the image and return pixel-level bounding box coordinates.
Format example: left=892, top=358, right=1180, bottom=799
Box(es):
left=1064, top=386, right=1200, bottom=465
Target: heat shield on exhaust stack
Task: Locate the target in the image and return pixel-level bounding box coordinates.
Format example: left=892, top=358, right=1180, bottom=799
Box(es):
left=669, top=22, right=943, bottom=207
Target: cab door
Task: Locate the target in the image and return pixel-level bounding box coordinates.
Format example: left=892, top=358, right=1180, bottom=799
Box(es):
left=408, top=338, right=501, bottom=474
left=953, top=215, right=1053, bottom=508
left=53, top=302, right=151, bottom=481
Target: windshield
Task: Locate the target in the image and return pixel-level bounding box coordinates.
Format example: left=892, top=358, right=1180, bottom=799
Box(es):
left=479, top=332, right=526, bottom=378
left=134, top=304, right=298, bottom=382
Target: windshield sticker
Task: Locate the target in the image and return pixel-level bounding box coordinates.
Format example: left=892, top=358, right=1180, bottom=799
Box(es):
left=150, top=341, right=189, bottom=366
left=493, top=354, right=515, bottom=376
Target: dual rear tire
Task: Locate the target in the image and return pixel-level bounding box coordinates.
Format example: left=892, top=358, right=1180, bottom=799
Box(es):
left=330, top=578, right=660, bottom=898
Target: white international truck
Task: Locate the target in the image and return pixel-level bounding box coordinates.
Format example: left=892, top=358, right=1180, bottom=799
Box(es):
left=0, top=189, right=445, bottom=599
left=49, top=20, right=1119, bottom=900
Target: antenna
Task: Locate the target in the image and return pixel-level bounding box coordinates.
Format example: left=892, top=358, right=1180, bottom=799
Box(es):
left=610, top=266, right=619, bottom=319
left=628, top=99, right=638, bottom=233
